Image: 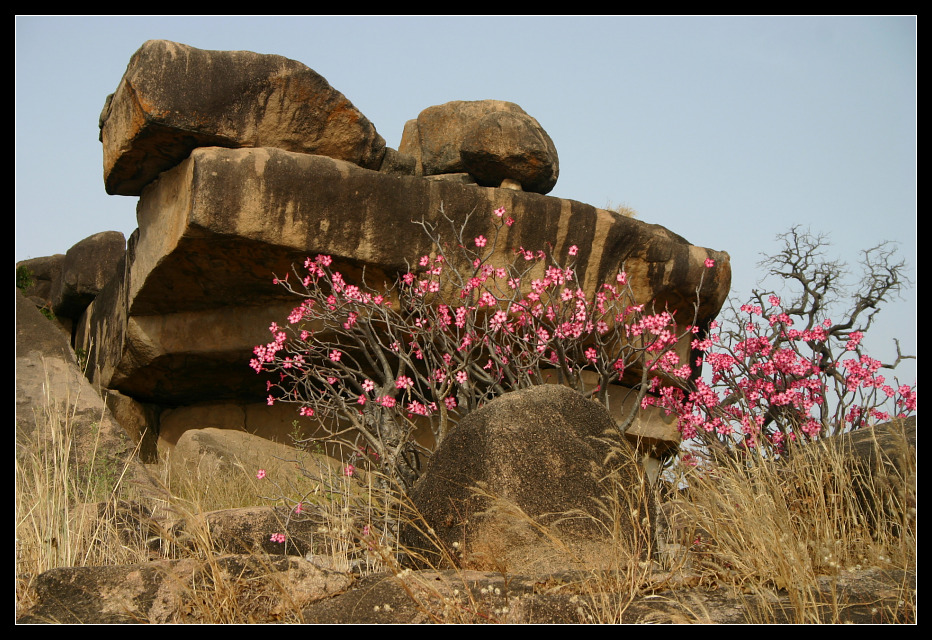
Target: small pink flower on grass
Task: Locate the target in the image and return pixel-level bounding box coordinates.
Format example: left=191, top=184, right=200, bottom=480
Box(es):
left=256, top=469, right=266, bottom=480
left=294, top=503, right=304, bottom=515
left=343, top=464, right=355, bottom=477
left=270, top=533, right=286, bottom=544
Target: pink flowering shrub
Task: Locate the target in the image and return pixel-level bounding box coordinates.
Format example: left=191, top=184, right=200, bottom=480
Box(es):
left=253, top=210, right=915, bottom=486
left=645, top=227, right=916, bottom=456
left=252, top=206, right=699, bottom=488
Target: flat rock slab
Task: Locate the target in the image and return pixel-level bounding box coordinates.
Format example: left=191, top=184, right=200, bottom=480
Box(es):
left=80, top=145, right=730, bottom=405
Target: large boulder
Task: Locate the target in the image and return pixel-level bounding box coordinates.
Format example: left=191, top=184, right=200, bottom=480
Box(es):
left=51, top=230, right=126, bottom=320
left=460, top=109, right=559, bottom=193
left=399, top=100, right=559, bottom=194
left=100, top=40, right=386, bottom=196
left=401, top=385, right=654, bottom=572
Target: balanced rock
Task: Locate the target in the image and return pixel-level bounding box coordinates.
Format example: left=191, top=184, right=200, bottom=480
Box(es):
left=399, top=100, right=559, bottom=194
left=100, top=40, right=386, bottom=196
left=460, top=109, right=559, bottom=193
left=402, top=385, right=654, bottom=572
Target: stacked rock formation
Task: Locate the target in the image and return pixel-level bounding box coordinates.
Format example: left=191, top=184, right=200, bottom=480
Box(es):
left=19, top=39, right=732, bottom=463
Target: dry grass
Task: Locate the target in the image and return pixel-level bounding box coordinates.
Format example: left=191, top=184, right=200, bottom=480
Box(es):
left=603, top=200, right=639, bottom=218
left=15, top=369, right=151, bottom=615
left=662, top=419, right=916, bottom=623
left=16, top=365, right=916, bottom=623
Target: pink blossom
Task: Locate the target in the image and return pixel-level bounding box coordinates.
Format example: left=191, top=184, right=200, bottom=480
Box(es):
left=844, top=331, right=864, bottom=351
left=343, top=464, right=355, bottom=477
left=329, top=350, right=342, bottom=362
left=494, top=206, right=507, bottom=218
left=256, top=469, right=266, bottom=480
left=475, top=235, right=487, bottom=248
left=568, top=245, right=579, bottom=256
left=270, top=533, right=286, bottom=544
left=299, top=406, right=314, bottom=417
left=704, top=258, right=715, bottom=268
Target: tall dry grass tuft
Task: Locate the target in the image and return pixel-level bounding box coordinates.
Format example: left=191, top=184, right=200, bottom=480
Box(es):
left=15, top=365, right=151, bottom=615
left=664, top=418, right=916, bottom=623
left=602, top=200, right=638, bottom=219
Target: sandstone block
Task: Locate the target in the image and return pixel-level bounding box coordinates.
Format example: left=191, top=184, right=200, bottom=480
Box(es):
left=100, top=40, right=386, bottom=196
left=78, top=146, right=730, bottom=410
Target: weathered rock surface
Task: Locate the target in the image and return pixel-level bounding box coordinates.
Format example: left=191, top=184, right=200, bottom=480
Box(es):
left=399, top=100, right=559, bottom=193
left=402, top=385, right=653, bottom=573
left=100, top=40, right=386, bottom=196
left=18, top=554, right=353, bottom=624
left=299, top=566, right=914, bottom=624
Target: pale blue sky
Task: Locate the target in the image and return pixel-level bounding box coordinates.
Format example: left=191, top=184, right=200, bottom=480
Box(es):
left=15, top=16, right=916, bottom=389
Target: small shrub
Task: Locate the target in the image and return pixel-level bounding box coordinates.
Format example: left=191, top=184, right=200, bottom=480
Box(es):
left=17, top=264, right=35, bottom=292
